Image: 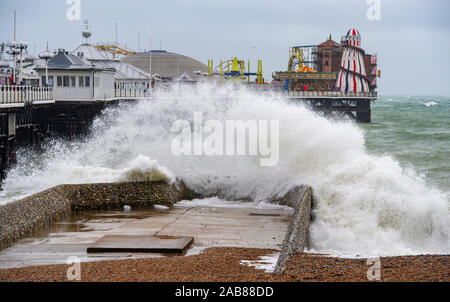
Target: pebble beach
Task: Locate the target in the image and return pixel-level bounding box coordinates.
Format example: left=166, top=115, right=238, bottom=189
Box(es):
left=0, top=248, right=447, bottom=282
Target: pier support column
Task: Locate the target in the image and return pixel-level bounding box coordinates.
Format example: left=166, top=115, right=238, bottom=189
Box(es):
left=322, top=100, right=333, bottom=118
left=1, top=113, right=17, bottom=180
left=8, top=113, right=16, bottom=137
left=356, top=99, right=371, bottom=123
left=7, top=113, right=17, bottom=168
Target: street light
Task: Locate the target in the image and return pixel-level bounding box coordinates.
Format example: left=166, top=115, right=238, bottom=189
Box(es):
left=17, top=41, right=28, bottom=84
left=6, top=42, right=20, bottom=85
left=39, top=43, right=53, bottom=87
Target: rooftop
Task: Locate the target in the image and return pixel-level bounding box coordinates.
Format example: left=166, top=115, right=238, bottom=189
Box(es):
left=71, top=44, right=151, bottom=81
left=317, top=35, right=341, bottom=48
left=73, top=44, right=109, bottom=61
left=45, top=49, right=94, bottom=70
left=122, top=50, right=207, bottom=79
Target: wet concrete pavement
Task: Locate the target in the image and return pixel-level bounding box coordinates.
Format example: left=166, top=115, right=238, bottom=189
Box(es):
left=0, top=204, right=292, bottom=269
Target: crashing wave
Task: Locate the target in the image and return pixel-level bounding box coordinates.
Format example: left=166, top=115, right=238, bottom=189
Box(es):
left=1, top=83, right=448, bottom=256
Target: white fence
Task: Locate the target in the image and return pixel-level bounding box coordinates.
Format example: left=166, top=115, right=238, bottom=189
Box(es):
left=0, top=85, right=54, bottom=105
left=114, top=88, right=149, bottom=99
left=282, top=90, right=378, bottom=98
left=113, top=86, right=378, bottom=100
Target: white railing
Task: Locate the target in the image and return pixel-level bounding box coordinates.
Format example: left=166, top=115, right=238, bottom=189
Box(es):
left=282, top=90, right=377, bottom=99
left=0, top=85, right=54, bottom=105
left=113, top=86, right=377, bottom=99
left=114, top=88, right=150, bottom=99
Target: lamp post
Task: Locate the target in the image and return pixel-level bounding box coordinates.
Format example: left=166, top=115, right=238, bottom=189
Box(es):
left=17, top=41, right=28, bottom=84
left=39, top=43, right=53, bottom=86
left=7, top=41, right=19, bottom=85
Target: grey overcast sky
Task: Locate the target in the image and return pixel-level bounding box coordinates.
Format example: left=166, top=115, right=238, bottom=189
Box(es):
left=1, top=0, right=449, bottom=95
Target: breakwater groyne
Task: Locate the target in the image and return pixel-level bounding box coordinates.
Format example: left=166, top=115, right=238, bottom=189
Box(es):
left=0, top=182, right=313, bottom=275
left=274, top=186, right=313, bottom=273
left=0, top=181, right=196, bottom=251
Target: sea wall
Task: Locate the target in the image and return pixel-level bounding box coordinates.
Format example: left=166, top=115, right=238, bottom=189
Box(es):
left=274, top=186, right=313, bottom=274
left=0, top=181, right=192, bottom=251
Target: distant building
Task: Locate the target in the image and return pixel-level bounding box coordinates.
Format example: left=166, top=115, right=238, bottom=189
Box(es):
left=314, top=34, right=378, bottom=91
left=35, top=49, right=115, bottom=101
left=273, top=32, right=378, bottom=92
left=314, top=35, right=342, bottom=73
left=72, top=43, right=152, bottom=91
left=0, top=60, right=12, bottom=85
left=17, top=52, right=40, bottom=85
left=121, top=50, right=207, bottom=82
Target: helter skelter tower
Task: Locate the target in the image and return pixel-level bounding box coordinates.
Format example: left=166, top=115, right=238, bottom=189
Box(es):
left=336, top=28, right=370, bottom=93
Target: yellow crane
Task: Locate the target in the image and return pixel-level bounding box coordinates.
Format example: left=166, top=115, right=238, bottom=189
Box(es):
left=208, top=57, right=263, bottom=84
left=94, top=44, right=136, bottom=59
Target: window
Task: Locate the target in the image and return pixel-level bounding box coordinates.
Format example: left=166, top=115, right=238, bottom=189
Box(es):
left=57, top=76, right=62, bottom=87
left=85, top=76, right=90, bottom=87
left=79, top=76, right=84, bottom=87
left=63, top=76, right=69, bottom=87
left=70, top=76, right=76, bottom=87
left=48, top=76, right=54, bottom=87
left=41, top=76, right=46, bottom=86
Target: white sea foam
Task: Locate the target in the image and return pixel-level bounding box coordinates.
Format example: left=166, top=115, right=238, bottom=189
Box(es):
left=0, top=83, right=448, bottom=256
left=177, top=197, right=293, bottom=211
left=240, top=253, right=280, bottom=273
left=424, top=101, right=438, bottom=107
left=114, top=154, right=176, bottom=183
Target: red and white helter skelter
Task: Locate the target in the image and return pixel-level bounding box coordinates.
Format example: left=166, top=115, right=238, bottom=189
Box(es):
left=336, top=28, right=370, bottom=93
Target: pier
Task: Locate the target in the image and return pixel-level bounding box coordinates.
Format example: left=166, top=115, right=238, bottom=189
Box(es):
left=282, top=90, right=377, bottom=123
left=0, top=85, right=54, bottom=179
left=0, top=83, right=376, bottom=180
left=0, top=84, right=150, bottom=180
left=246, top=86, right=377, bottom=123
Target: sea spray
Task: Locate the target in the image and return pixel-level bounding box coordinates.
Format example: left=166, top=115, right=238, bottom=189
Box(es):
left=115, top=155, right=176, bottom=183
left=0, top=83, right=448, bottom=256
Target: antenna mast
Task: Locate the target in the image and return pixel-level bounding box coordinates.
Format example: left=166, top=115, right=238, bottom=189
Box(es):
left=14, top=10, right=16, bottom=41
left=82, top=20, right=92, bottom=44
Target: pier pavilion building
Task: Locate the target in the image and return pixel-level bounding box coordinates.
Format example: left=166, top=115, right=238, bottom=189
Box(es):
left=72, top=43, right=153, bottom=92
left=35, top=49, right=115, bottom=102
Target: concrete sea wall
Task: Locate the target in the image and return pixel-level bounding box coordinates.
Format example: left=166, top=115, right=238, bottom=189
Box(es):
left=274, top=186, right=313, bottom=274
left=0, top=181, right=193, bottom=251
left=0, top=180, right=314, bottom=273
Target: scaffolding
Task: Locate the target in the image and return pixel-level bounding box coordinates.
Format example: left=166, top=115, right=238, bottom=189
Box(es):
left=207, top=57, right=263, bottom=84
left=94, top=43, right=136, bottom=60
left=288, top=45, right=316, bottom=72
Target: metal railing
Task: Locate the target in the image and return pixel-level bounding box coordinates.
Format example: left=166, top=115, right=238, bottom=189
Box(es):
left=114, top=88, right=149, bottom=99
left=112, top=86, right=377, bottom=99
left=0, top=85, right=54, bottom=105
left=282, top=90, right=378, bottom=99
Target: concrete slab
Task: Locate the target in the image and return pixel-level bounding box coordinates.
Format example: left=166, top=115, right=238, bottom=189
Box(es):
left=0, top=205, right=292, bottom=269
left=87, top=235, right=194, bottom=254
left=249, top=213, right=281, bottom=217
